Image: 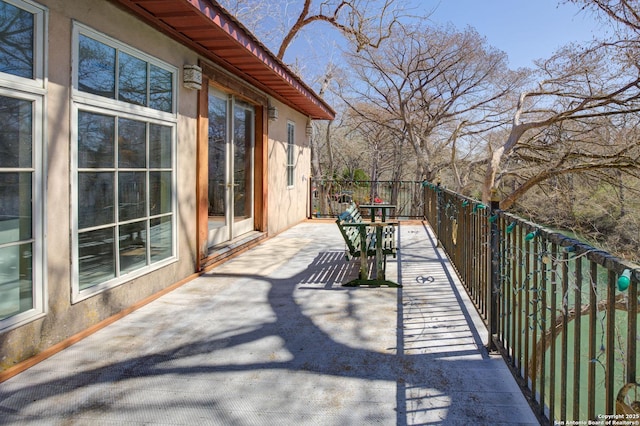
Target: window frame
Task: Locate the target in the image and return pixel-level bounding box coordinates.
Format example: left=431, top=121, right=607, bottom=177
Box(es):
left=0, top=0, right=47, bottom=92
left=286, top=121, right=295, bottom=188
left=71, top=23, right=178, bottom=303
left=0, top=0, right=47, bottom=332
left=71, top=22, right=177, bottom=120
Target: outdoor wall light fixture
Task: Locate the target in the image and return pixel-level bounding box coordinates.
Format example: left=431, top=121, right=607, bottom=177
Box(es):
left=268, top=106, right=279, bottom=121
left=183, top=64, right=202, bottom=90
left=306, top=123, right=313, bottom=137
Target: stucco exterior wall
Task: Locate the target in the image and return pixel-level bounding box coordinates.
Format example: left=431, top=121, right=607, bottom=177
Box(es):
left=0, top=0, right=200, bottom=370
left=0, top=0, right=319, bottom=372
left=266, top=99, right=312, bottom=235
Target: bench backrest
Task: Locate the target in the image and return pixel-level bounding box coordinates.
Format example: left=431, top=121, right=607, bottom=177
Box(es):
left=336, top=203, right=362, bottom=256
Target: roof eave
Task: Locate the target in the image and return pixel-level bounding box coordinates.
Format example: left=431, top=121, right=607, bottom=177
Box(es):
left=110, top=0, right=335, bottom=120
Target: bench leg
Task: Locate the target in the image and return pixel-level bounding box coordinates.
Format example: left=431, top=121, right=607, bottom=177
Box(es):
left=359, top=226, right=368, bottom=280
left=343, top=226, right=400, bottom=288
left=376, top=226, right=384, bottom=279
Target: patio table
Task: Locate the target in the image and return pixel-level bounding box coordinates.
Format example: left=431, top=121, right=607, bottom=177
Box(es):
left=359, top=204, right=396, bottom=222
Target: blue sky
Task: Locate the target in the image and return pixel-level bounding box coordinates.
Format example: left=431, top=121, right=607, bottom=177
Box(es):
left=281, top=0, right=614, bottom=86
left=422, top=0, right=610, bottom=68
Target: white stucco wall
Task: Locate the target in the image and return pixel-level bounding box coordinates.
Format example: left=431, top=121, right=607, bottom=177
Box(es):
left=1, top=0, right=200, bottom=369
left=266, top=99, right=312, bottom=235
left=0, top=0, right=319, bottom=371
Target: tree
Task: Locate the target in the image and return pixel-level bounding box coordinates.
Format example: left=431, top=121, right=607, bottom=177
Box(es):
left=484, top=0, right=640, bottom=208
left=494, top=112, right=640, bottom=209
left=341, top=22, right=518, bottom=191
left=217, top=0, right=408, bottom=60
left=567, top=0, right=640, bottom=32
left=274, top=0, right=406, bottom=59
left=218, top=0, right=412, bottom=192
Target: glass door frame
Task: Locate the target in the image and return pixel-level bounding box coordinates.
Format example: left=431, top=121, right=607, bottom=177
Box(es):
left=205, top=89, right=231, bottom=247
left=229, top=98, right=255, bottom=237
left=206, top=89, right=255, bottom=247
left=196, top=64, right=268, bottom=269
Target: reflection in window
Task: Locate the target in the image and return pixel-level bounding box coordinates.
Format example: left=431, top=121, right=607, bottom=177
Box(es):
left=150, top=65, right=172, bottom=113
left=78, top=172, right=114, bottom=229
left=119, top=52, right=147, bottom=107
left=76, top=112, right=174, bottom=291
left=118, top=171, right=146, bottom=221
left=0, top=96, right=34, bottom=321
left=0, top=0, right=45, bottom=328
left=208, top=94, right=227, bottom=218
left=287, top=122, right=295, bottom=187
left=0, top=95, right=32, bottom=168
left=74, top=25, right=175, bottom=295
left=118, top=118, right=146, bottom=168
left=78, top=228, right=115, bottom=290
left=119, top=220, right=146, bottom=274
left=233, top=104, right=252, bottom=219
left=0, top=0, right=34, bottom=79
left=150, top=171, right=171, bottom=216
left=78, top=111, right=114, bottom=168
left=149, top=124, right=171, bottom=168
left=76, top=29, right=174, bottom=113
left=150, top=216, right=172, bottom=263
left=78, top=34, right=116, bottom=99
left=0, top=173, right=32, bottom=244
left=0, top=243, right=33, bottom=320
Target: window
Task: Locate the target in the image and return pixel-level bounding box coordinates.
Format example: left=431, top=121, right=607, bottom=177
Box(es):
left=0, top=0, right=46, bottom=330
left=72, top=24, right=176, bottom=301
left=287, top=122, right=295, bottom=187
left=0, top=0, right=45, bottom=85
left=78, top=34, right=173, bottom=112
left=73, top=23, right=174, bottom=114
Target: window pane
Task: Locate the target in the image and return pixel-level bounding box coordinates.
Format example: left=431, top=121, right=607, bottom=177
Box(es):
left=149, top=171, right=171, bottom=216
left=78, top=35, right=116, bottom=98
left=118, top=118, right=146, bottom=168
left=0, top=173, right=32, bottom=244
left=233, top=105, right=252, bottom=220
left=119, top=220, right=147, bottom=274
left=287, top=124, right=294, bottom=164
left=78, top=227, right=115, bottom=290
left=78, top=111, right=114, bottom=168
left=0, top=95, right=32, bottom=168
left=287, top=124, right=294, bottom=186
left=150, top=216, right=171, bottom=262
left=149, top=65, right=172, bottom=112
left=0, top=243, right=33, bottom=320
left=78, top=172, right=114, bottom=229
left=0, top=1, right=34, bottom=79
left=118, top=51, right=147, bottom=107
left=149, top=124, right=171, bottom=168
left=119, top=171, right=146, bottom=221
left=208, top=94, right=227, bottom=218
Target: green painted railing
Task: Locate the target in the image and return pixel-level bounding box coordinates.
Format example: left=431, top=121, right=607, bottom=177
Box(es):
left=423, top=182, right=640, bottom=424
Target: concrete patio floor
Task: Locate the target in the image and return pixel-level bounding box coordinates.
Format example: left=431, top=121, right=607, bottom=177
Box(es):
left=0, top=222, right=539, bottom=425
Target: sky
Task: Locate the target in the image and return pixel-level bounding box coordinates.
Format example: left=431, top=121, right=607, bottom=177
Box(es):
left=279, top=0, right=615, bottom=92
left=422, top=0, right=610, bottom=69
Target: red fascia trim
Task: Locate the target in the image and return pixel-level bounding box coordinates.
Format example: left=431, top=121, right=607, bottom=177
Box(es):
left=182, top=0, right=335, bottom=119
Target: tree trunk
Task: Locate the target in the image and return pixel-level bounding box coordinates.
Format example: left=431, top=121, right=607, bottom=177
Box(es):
left=483, top=146, right=505, bottom=204
left=482, top=121, right=530, bottom=204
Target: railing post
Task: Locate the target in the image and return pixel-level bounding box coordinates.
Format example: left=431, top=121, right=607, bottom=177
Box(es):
left=308, top=177, right=313, bottom=219
left=488, top=192, right=500, bottom=352
left=435, top=183, right=443, bottom=245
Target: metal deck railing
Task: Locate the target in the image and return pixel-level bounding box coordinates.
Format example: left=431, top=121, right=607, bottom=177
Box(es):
left=309, top=179, right=425, bottom=219
left=423, top=182, right=640, bottom=423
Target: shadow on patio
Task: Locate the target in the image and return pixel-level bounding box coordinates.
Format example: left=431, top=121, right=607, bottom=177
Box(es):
left=0, top=223, right=539, bottom=425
